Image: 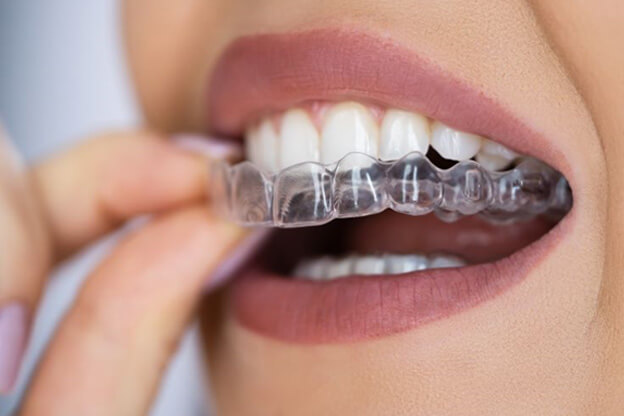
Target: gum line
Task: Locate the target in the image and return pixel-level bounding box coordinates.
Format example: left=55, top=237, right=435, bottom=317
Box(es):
left=210, top=152, right=572, bottom=228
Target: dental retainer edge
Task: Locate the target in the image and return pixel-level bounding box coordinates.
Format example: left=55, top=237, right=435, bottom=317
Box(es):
left=209, top=151, right=572, bottom=228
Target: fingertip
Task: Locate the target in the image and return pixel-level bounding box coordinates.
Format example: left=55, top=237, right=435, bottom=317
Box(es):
left=34, top=131, right=216, bottom=257
left=97, top=133, right=209, bottom=216
left=172, top=133, right=242, bottom=162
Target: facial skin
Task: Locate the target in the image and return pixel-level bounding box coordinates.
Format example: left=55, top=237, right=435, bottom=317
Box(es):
left=124, top=1, right=624, bottom=414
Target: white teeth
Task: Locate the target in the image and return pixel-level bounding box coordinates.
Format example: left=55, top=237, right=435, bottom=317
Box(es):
left=379, top=110, right=430, bottom=161
left=244, top=126, right=261, bottom=167
left=428, top=255, right=466, bottom=269
left=481, top=138, right=518, bottom=160
left=294, top=253, right=467, bottom=281
left=300, top=258, right=327, bottom=281
left=431, top=121, right=482, bottom=161
left=475, top=138, right=519, bottom=171
left=255, top=119, right=280, bottom=171
left=325, top=258, right=352, bottom=279
left=352, top=256, right=386, bottom=275
left=475, top=152, right=510, bottom=171
left=384, top=254, right=428, bottom=274
left=245, top=101, right=519, bottom=173
left=320, top=102, right=379, bottom=164
left=279, top=109, right=320, bottom=169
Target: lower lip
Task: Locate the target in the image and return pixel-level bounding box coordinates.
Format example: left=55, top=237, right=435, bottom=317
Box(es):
left=228, top=213, right=572, bottom=344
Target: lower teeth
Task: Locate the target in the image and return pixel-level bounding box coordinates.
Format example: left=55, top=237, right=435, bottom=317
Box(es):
left=293, top=253, right=466, bottom=281
left=210, top=151, right=571, bottom=228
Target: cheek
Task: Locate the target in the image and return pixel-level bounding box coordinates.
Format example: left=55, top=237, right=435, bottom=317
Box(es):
left=203, top=291, right=607, bottom=416
left=532, top=1, right=624, bottom=329
left=123, top=0, right=222, bottom=131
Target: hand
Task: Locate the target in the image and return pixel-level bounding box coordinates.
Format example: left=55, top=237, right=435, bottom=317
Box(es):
left=0, top=125, right=245, bottom=415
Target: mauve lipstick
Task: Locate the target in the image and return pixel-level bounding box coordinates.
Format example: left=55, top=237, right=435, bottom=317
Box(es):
left=208, top=29, right=568, bottom=177
left=206, top=28, right=574, bottom=344
left=231, top=221, right=568, bottom=343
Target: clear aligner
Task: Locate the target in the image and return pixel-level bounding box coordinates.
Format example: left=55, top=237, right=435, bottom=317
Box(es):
left=209, top=152, right=572, bottom=228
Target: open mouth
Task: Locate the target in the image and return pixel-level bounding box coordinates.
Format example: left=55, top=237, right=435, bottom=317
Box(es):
left=206, top=29, right=574, bottom=344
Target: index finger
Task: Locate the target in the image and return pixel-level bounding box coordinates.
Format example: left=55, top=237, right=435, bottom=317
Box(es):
left=33, top=131, right=232, bottom=259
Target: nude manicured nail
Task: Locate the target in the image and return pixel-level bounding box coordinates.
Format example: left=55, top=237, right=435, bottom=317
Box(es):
left=172, top=134, right=242, bottom=161
left=0, top=302, right=29, bottom=394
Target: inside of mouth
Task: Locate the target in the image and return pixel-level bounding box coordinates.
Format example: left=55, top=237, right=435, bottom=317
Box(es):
left=210, top=100, right=573, bottom=281
left=254, top=211, right=557, bottom=280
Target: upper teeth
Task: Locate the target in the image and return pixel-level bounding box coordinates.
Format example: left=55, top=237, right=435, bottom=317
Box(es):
left=430, top=121, right=482, bottom=161
left=279, top=109, right=320, bottom=167
left=380, top=109, right=429, bottom=161
left=245, top=101, right=519, bottom=172
left=245, top=119, right=279, bottom=172
left=475, top=138, right=519, bottom=171
left=320, top=102, right=379, bottom=165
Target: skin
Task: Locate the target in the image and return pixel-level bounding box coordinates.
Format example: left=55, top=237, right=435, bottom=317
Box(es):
left=125, top=0, right=624, bottom=414
left=0, top=0, right=620, bottom=414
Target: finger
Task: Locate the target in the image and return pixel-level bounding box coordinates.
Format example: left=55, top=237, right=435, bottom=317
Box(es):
left=0, top=124, right=51, bottom=394
left=22, top=206, right=245, bottom=415
left=32, top=131, right=235, bottom=259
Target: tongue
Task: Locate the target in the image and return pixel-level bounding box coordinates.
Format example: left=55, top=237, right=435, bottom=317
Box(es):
left=259, top=211, right=556, bottom=274
left=345, top=211, right=555, bottom=263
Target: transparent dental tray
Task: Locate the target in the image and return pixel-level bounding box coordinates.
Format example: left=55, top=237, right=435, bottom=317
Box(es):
left=210, top=152, right=572, bottom=228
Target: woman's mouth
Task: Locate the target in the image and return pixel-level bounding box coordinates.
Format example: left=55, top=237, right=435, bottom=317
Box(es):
left=206, top=29, right=575, bottom=344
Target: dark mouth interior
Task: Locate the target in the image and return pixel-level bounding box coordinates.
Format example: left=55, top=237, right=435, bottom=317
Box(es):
left=257, top=211, right=559, bottom=277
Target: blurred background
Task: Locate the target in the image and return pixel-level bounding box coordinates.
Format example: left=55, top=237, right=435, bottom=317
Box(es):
left=0, top=1, right=208, bottom=414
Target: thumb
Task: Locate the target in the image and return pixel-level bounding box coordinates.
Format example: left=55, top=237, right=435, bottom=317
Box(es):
left=22, top=207, right=245, bottom=416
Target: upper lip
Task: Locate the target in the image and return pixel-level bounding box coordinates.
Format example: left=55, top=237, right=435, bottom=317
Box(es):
left=207, top=28, right=570, bottom=182
left=206, top=28, right=574, bottom=344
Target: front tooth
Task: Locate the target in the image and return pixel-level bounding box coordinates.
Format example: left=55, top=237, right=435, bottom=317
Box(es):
left=320, top=102, right=379, bottom=164
left=255, top=119, right=280, bottom=171
left=279, top=109, right=320, bottom=169
left=379, top=110, right=430, bottom=161
left=431, top=121, right=482, bottom=161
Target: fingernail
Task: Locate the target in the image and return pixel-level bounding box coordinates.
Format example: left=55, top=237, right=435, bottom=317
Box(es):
left=206, top=228, right=271, bottom=291
left=0, top=302, right=29, bottom=394
left=172, top=134, right=242, bottom=161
